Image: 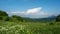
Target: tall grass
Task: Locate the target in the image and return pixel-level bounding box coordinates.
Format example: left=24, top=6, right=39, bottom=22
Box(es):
left=0, top=21, right=60, bottom=34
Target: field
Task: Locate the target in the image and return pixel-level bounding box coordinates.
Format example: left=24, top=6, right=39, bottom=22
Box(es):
left=0, top=21, right=60, bottom=34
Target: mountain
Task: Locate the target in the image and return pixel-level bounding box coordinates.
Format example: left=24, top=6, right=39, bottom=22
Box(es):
left=31, top=16, right=56, bottom=22
left=22, top=16, right=56, bottom=22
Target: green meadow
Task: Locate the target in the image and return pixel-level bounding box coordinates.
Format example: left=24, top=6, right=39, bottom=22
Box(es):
left=0, top=21, right=60, bottom=34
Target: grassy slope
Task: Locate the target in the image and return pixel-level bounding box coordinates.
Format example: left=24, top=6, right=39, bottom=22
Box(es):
left=0, top=21, right=60, bottom=34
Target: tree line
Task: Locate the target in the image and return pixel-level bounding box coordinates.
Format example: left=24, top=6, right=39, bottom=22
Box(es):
left=0, top=10, right=60, bottom=22
left=0, top=10, right=34, bottom=22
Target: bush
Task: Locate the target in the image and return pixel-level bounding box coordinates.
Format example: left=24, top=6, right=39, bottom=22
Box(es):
left=5, top=17, right=10, bottom=21
left=0, top=16, right=3, bottom=20
left=49, top=22, right=54, bottom=25
left=56, top=15, right=60, bottom=22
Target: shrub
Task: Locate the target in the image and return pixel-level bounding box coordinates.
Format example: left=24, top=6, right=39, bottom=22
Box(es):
left=56, top=15, right=60, bottom=22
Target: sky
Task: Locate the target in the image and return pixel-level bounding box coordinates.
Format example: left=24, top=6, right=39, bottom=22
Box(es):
left=0, top=0, right=60, bottom=18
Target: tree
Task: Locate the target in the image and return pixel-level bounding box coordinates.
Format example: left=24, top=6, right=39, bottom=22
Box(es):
left=0, top=10, right=8, bottom=16
left=9, top=15, right=23, bottom=22
left=56, top=15, right=60, bottom=22
left=0, top=10, right=8, bottom=20
left=12, top=15, right=22, bottom=20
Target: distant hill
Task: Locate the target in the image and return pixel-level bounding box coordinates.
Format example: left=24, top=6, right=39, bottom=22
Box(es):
left=22, top=16, right=56, bottom=22
left=33, top=16, right=56, bottom=22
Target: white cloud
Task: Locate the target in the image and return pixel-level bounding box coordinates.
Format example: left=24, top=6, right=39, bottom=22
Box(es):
left=26, top=7, right=42, bottom=14
left=7, top=11, right=25, bottom=15
left=11, top=12, right=24, bottom=14
left=7, top=7, right=54, bottom=18
left=8, top=7, right=42, bottom=14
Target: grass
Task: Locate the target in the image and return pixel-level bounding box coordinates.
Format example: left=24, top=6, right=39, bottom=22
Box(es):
left=0, top=21, right=60, bottom=34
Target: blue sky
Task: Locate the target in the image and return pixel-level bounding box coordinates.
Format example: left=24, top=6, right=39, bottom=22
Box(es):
left=0, top=0, right=60, bottom=18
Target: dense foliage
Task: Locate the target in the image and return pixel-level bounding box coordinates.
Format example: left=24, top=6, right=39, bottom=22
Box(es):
left=0, top=10, right=8, bottom=16
left=0, top=10, right=8, bottom=20
left=56, top=15, right=60, bottom=22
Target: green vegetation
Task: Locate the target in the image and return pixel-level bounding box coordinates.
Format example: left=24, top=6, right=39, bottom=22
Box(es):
left=0, top=10, right=60, bottom=34
left=0, top=21, right=60, bottom=34
left=0, top=10, right=8, bottom=16
left=56, top=15, right=60, bottom=22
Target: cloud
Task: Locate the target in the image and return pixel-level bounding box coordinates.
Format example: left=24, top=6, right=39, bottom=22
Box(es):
left=7, top=7, right=54, bottom=18
left=26, top=7, right=42, bottom=14
left=7, top=7, right=42, bottom=14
